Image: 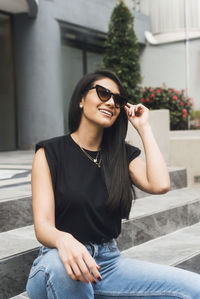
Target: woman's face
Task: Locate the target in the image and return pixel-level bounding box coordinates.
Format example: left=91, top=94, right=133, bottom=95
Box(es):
left=79, top=78, right=121, bottom=128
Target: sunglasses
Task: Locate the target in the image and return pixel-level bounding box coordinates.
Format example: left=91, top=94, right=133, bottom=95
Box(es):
left=85, top=84, right=128, bottom=108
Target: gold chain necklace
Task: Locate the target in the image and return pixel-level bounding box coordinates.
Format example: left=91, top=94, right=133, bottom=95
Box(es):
left=79, top=146, right=102, bottom=168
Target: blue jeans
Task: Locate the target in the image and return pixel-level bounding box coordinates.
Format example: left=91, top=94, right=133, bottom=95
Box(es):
left=26, top=239, right=200, bottom=299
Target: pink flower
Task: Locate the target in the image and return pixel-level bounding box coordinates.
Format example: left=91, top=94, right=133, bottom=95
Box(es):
left=176, top=90, right=181, bottom=95
left=150, top=94, right=155, bottom=98
left=172, top=95, right=178, bottom=100
left=180, top=102, right=184, bottom=106
left=150, top=88, right=154, bottom=92
left=156, top=89, right=161, bottom=93
left=145, top=98, right=150, bottom=102
left=141, top=98, right=145, bottom=103
left=182, top=108, right=188, bottom=118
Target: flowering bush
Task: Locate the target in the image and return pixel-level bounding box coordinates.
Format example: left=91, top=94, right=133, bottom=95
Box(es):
left=139, top=86, right=194, bottom=130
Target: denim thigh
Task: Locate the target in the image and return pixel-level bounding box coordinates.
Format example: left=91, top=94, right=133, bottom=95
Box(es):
left=93, top=240, right=200, bottom=299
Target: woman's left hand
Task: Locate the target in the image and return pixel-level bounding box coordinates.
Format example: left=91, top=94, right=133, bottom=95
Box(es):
left=124, top=103, right=149, bottom=130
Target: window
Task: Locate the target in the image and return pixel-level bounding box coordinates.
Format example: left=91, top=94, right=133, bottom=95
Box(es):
left=60, top=22, right=106, bottom=131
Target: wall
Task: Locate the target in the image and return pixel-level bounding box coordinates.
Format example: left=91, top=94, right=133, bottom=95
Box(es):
left=126, top=109, right=170, bottom=165
left=170, top=130, right=200, bottom=188
left=140, top=39, right=200, bottom=110
left=13, top=0, right=149, bottom=149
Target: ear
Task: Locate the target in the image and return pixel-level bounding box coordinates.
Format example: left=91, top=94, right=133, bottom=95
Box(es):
left=79, top=97, right=85, bottom=109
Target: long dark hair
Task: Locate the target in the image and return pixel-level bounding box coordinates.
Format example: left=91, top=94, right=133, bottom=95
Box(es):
left=68, top=69, right=135, bottom=219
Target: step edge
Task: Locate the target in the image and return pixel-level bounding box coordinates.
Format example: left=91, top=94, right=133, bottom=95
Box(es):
left=122, top=222, right=200, bottom=254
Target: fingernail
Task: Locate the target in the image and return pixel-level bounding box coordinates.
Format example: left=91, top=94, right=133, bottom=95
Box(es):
left=97, top=276, right=102, bottom=281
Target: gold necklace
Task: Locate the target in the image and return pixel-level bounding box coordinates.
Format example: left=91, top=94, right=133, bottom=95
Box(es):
left=79, top=146, right=102, bottom=168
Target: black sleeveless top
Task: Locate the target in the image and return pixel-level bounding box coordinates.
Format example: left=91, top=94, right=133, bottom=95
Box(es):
left=35, top=133, right=141, bottom=244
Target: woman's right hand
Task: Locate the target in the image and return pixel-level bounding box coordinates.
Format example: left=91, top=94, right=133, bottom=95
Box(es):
left=56, top=232, right=102, bottom=284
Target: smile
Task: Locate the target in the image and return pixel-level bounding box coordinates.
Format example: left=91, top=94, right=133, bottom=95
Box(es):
left=98, top=109, right=113, bottom=117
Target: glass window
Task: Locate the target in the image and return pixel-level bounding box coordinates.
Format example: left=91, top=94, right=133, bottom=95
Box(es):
left=60, top=23, right=105, bottom=132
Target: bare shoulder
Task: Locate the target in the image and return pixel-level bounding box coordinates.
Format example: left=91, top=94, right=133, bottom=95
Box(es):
left=32, top=148, right=52, bottom=187
left=32, top=148, right=49, bottom=172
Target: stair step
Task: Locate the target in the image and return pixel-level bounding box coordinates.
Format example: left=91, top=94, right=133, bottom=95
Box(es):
left=0, top=197, right=32, bottom=233
left=0, top=226, right=40, bottom=299
left=10, top=292, right=28, bottom=299
left=0, top=182, right=32, bottom=232
left=121, top=222, right=200, bottom=274
left=117, top=187, right=200, bottom=250
left=0, top=166, right=187, bottom=232
left=0, top=226, right=39, bottom=260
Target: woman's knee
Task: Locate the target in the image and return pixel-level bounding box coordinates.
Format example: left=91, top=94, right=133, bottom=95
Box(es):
left=26, top=248, right=65, bottom=298
left=26, top=248, right=94, bottom=298
left=26, top=267, right=48, bottom=299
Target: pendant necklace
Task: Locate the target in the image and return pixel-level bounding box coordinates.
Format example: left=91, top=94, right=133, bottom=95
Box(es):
left=79, top=146, right=102, bottom=168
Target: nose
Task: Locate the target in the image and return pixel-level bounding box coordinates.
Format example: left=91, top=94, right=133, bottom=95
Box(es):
left=105, top=95, right=115, bottom=106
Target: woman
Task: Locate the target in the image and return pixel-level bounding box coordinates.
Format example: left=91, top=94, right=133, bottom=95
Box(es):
left=26, top=69, right=200, bottom=298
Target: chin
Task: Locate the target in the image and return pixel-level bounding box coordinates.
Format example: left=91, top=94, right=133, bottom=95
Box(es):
left=99, top=120, right=116, bottom=128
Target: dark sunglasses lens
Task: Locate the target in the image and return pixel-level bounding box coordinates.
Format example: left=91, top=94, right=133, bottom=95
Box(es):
left=114, top=95, right=127, bottom=108
left=97, top=86, right=111, bottom=101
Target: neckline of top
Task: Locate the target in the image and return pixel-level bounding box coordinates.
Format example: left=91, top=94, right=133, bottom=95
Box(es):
left=67, top=133, right=100, bottom=153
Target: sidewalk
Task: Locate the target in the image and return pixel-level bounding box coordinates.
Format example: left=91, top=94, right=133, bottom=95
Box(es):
left=0, top=150, right=34, bottom=201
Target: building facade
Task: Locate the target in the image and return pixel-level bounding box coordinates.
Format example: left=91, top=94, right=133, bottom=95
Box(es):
left=0, top=0, right=149, bottom=150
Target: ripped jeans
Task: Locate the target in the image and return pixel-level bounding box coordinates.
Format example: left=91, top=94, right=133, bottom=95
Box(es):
left=26, top=239, right=200, bottom=299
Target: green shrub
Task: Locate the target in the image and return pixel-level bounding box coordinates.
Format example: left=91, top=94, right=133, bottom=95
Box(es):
left=190, top=110, right=200, bottom=129
left=140, top=86, right=194, bottom=130
left=102, top=0, right=141, bottom=101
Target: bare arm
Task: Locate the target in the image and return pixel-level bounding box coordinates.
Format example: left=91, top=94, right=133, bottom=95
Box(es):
left=124, top=104, right=170, bottom=194
left=31, top=148, right=63, bottom=247
left=32, top=148, right=101, bottom=283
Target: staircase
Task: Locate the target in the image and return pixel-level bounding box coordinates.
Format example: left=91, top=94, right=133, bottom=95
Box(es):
left=0, top=152, right=200, bottom=298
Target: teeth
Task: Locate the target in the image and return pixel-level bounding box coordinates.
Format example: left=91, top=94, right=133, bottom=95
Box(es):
left=99, top=109, right=112, bottom=116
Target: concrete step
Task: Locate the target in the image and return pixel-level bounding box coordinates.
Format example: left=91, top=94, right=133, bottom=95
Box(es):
left=0, top=164, right=32, bottom=232
left=10, top=292, right=28, bottom=299
left=0, top=226, right=40, bottom=299
left=121, top=222, right=200, bottom=274
left=0, top=196, right=32, bottom=233
left=0, top=183, right=32, bottom=232
left=0, top=166, right=187, bottom=233
left=117, top=187, right=200, bottom=250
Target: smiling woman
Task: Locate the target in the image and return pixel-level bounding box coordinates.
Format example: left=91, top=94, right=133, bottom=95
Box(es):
left=26, top=69, right=200, bottom=299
